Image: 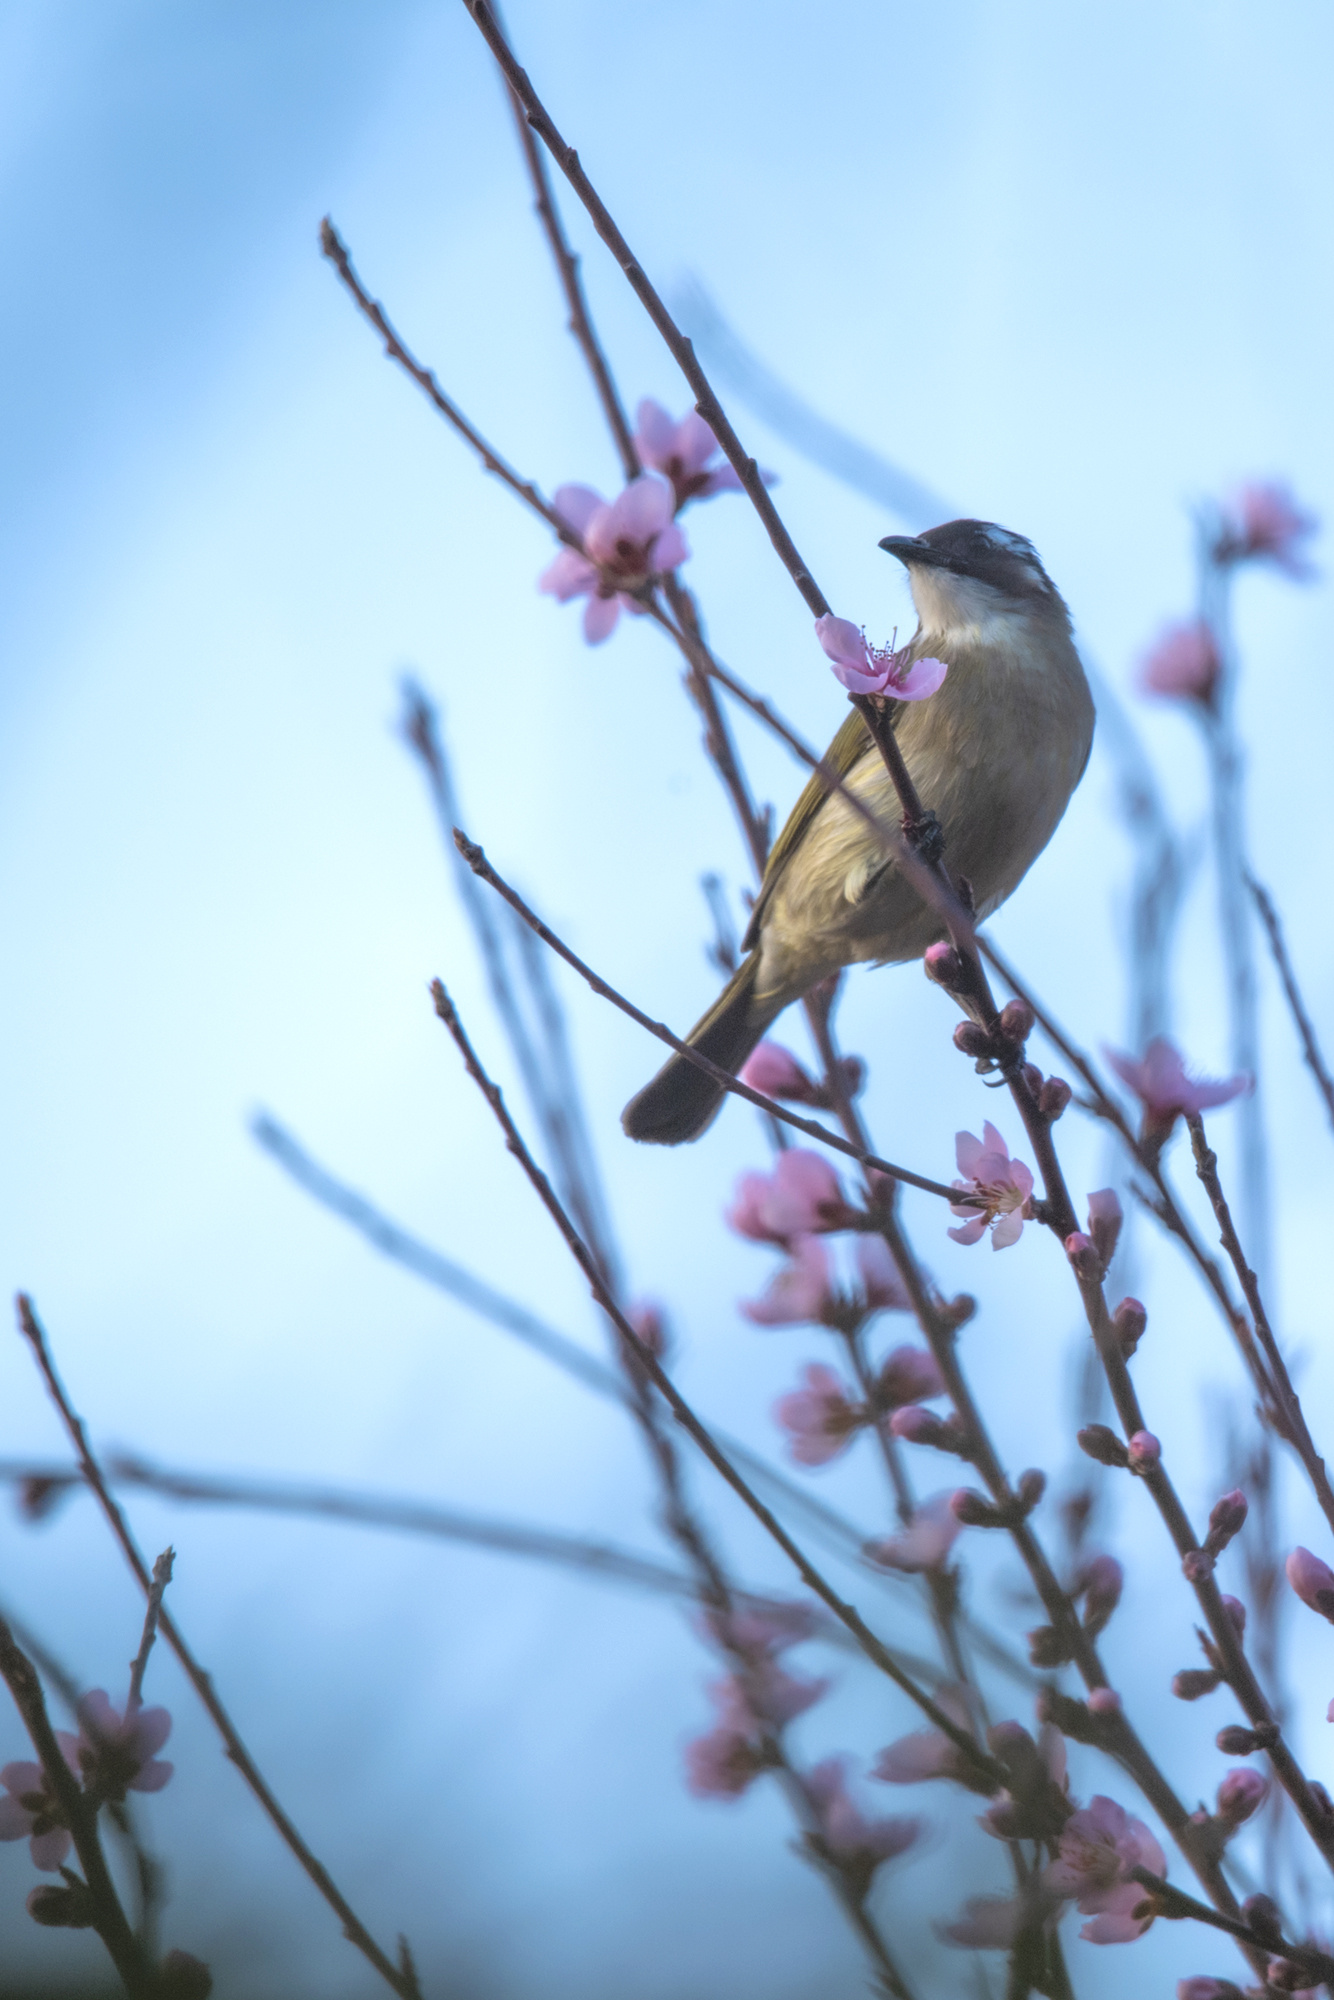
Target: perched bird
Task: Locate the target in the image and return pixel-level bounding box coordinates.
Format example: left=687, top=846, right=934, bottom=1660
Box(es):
left=622, top=519, right=1095, bottom=1145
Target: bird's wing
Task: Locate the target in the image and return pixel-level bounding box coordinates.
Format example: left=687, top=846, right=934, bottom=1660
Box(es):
left=741, top=703, right=895, bottom=951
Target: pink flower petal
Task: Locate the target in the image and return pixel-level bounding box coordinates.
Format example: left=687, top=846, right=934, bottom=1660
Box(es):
left=700, top=464, right=747, bottom=496
left=607, top=474, right=674, bottom=545
left=128, top=1705, right=172, bottom=1760
left=1, top=1761, right=43, bottom=1794
left=856, top=1235, right=911, bottom=1312
left=551, top=483, right=604, bottom=535
left=738, top=1042, right=812, bottom=1099
left=990, top=1209, right=1025, bottom=1249
left=582, top=594, right=621, bottom=644
left=814, top=614, right=868, bottom=674
left=649, top=521, right=689, bottom=573
left=30, top=1826, right=71, bottom=1872
left=633, top=399, right=676, bottom=465
left=538, top=548, right=597, bottom=602
left=739, top=1235, right=833, bottom=1327
left=128, top=1758, right=174, bottom=1794
left=0, top=1796, right=33, bottom=1840
left=675, top=411, right=720, bottom=477
left=954, top=1130, right=987, bottom=1178
left=894, top=655, right=948, bottom=701
left=947, top=1217, right=988, bottom=1247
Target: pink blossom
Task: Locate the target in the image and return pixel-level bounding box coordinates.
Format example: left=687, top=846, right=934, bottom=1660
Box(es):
left=1044, top=1795, right=1165, bottom=1943
left=538, top=476, right=688, bottom=643
left=815, top=614, right=948, bottom=701
left=805, top=1757, right=920, bottom=1874
left=867, top=1490, right=964, bottom=1573
left=683, top=1722, right=766, bottom=1799
left=632, top=398, right=775, bottom=511
left=738, top=1041, right=815, bottom=1100
left=1287, top=1547, right=1334, bottom=1622
left=739, top=1234, right=835, bottom=1327
left=876, top=1344, right=945, bottom=1408
left=1139, top=620, right=1221, bottom=703
left=66, top=1691, right=173, bottom=1802
left=773, top=1362, right=867, bottom=1466
left=1089, top=1687, right=1122, bottom=1715
left=948, top=1123, right=1034, bottom=1249
left=0, top=1760, right=73, bottom=1871
left=942, top=1895, right=1025, bottom=1948
left=873, top=1689, right=973, bottom=1785
left=699, top=1599, right=817, bottom=1661
left=1217, top=480, right=1318, bottom=577
left=711, top=1665, right=830, bottom=1731
left=726, top=1150, right=854, bottom=1245
left=856, top=1234, right=913, bottom=1313
left=1127, top=1431, right=1161, bottom=1473
left=1106, top=1037, right=1249, bottom=1126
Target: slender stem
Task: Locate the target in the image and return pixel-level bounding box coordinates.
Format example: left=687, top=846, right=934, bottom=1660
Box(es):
left=1187, top=1115, right=1334, bottom=1537
left=127, top=1548, right=173, bottom=1710
left=14, top=1296, right=423, bottom=2000
left=452, top=832, right=969, bottom=1204
left=496, top=46, right=641, bottom=482
left=1130, top=1864, right=1334, bottom=1980
left=459, top=1, right=832, bottom=619
left=0, top=1618, right=153, bottom=1997
left=320, top=218, right=575, bottom=544
left=1247, top=870, right=1334, bottom=1137
left=429, top=980, right=995, bottom=1779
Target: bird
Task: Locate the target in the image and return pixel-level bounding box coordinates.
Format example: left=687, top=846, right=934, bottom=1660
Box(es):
left=621, top=518, right=1095, bottom=1145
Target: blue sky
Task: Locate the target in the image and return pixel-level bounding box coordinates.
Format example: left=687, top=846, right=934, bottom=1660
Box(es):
left=2, top=3, right=1333, bottom=1992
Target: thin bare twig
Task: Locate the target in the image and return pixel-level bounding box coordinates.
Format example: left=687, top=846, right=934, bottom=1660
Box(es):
left=460, top=0, right=831, bottom=619
left=14, top=1295, right=423, bottom=2000
left=1248, top=871, right=1334, bottom=1137
left=429, top=981, right=994, bottom=1781
left=127, top=1548, right=173, bottom=1711
left=453, top=831, right=969, bottom=1204
left=1188, top=1116, right=1334, bottom=1536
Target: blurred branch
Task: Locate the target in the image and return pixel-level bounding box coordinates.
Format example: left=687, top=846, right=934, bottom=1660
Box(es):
left=1248, top=871, right=1334, bottom=1137
left=14, top=1295, right=424, bottom=2000
left=400, top=680, right=623, bottom=1291
left=451, top=832, right=968, bottom=1203
left=430, top=981, right=994, bottom=1775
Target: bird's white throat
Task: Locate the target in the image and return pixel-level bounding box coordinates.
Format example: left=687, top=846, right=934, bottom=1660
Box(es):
left=909, top=566, right=1052, bottom=659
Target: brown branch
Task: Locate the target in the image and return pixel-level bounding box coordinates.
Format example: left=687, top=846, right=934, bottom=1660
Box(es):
left=1248, top=871, right=1334, bottom=1137
left=429, top=980, right=995, bottom=1781
left=0, top=1618, right=153, bottom=1996
left=453, top=830, right=970, bottom=1205
left=14, top=1296, right=423, bottom=2000
left=1188, top=1115, right=1334, bottom=1537
left=320, top=216, right=574, bottom=545
left=127, top=1548, right=172, bottom=1711
left=459, top=0, right=831, bottom=619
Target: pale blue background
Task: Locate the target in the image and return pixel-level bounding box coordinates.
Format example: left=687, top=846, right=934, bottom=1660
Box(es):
left=2, top=2, right=1333, bottom=1993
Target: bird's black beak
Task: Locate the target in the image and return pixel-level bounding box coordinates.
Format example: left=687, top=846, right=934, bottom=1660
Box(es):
left=878, top=534, right=950, bottom=569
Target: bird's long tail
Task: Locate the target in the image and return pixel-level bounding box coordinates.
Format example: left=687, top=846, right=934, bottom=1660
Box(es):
left=621, top=954, right=775, bottom=1145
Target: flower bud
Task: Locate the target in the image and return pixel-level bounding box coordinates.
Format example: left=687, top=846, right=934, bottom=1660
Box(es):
left=1220, top=1594, right=1247, bottom=1637
left=953, top=1020, right=993, bottom=1059
left=1286, top=1546, right=1334, bottom=1622
left=1267, top=1960, right=1313, bottom=1994
left=888, top=1406, right=968, bottom=1456
left=1079, top=1554, right=1123, bottom=1637
left=1182, top=1548, right=1215, bottom=1582
left=924, top=942, right=969, bottom=991
left=1204, top=1489, right=1248, bottom=1558
left=1127, top=1430, right=1161, bottom=1473
left=1036, top=1684, right=1106, bottom=1744
left=26, top=1883, right=96, bottom=1929
left=1176, top=1981, right=1244, bottom=2000
left=1088, top=1687, right=1121, bottom=1715
left=1216, top=1767, right=1268, bottom=1825
left=160, top=1953, right=215, bottom=2000
left=1216, top=1722, right=1277, bottom=1756
left=1020, top=1063, right=1044, bottom=1099
left=1172, top=1668, right=1223, bottom=1701
left=997, top=998, right=1035, bottom=1045
left=1241, top=1894, right=1283, bottom=1948
left=951, top=1489, right=1003, bottom=1528
left=1063, top=1232, right=1102, bottom=1282
left=627, top=1301, right=670, bottom=1360
left=1077, top=1423, right=1129, bottom=1469
left=1038, top=1076, right=1072, bottom=1121
left=1016, top=1469, right=1046, bottom=1515
left=1113, top=1296, right=1147, bottom=1358
left=1086, top=1188, right=1123, bottom=1273
left=941, top=1292, right=976, bottom=1329
left=1027, top=1624, right=1072, bottom=1668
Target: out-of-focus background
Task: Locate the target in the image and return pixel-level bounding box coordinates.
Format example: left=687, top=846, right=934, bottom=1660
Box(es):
left=2, top=2, right=1333, bottom=1993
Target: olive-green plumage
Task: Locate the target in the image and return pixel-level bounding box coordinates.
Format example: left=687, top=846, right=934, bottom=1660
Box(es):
left=622, top=520, right=1095, bottom=1144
